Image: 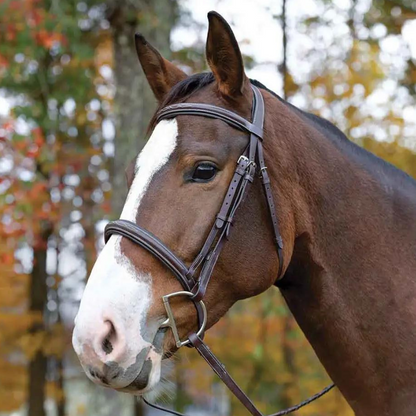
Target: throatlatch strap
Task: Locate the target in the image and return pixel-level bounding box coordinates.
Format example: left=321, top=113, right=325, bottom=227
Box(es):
left=257, top=141, right=284, bottom=277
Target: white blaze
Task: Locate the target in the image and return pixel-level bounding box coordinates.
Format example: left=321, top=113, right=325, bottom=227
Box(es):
left=121, top=119, right=178, bottom=222
left=73, top=119, right=178, bottom=388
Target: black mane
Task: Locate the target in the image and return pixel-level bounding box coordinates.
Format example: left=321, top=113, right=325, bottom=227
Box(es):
left=159, top=72, right=216, bottom=108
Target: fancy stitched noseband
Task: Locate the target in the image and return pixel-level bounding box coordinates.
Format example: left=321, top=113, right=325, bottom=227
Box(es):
left=104, top=85, right=334, bottom=416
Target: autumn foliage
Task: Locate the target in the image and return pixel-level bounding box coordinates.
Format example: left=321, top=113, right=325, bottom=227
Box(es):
left=1, top=1, right=416, bottom=416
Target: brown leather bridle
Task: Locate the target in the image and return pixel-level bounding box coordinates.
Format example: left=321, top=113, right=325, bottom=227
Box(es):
left=104, top=85, right=334, bottom=416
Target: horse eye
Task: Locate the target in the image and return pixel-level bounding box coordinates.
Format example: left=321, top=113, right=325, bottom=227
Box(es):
left=192, top=163, right=218, bottom=182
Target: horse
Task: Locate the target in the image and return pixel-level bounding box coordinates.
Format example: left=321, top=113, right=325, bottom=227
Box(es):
left=72, top=11, right=416, bottom=416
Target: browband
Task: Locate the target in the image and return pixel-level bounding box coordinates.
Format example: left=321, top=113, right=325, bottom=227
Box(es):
left=157, top=102, right=264, bottom=139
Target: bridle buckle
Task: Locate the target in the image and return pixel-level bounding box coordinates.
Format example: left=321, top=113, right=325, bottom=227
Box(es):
left=237, top=155, right=256, bottom=170
left=237, top=155, right=249, bottom=164
left=160, top=291, right=207, bottom=348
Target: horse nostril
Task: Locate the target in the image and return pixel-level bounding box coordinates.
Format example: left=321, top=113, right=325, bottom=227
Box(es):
left=102, top=321, right=116, bottom=354
left=102, top=337, right=113, bottom=354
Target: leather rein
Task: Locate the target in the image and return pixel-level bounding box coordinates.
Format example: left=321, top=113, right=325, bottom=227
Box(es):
left=104, top=85, right=335, bottom=415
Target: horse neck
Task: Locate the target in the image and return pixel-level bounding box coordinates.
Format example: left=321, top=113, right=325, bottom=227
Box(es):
left=265, top=96, right=416, bottom=416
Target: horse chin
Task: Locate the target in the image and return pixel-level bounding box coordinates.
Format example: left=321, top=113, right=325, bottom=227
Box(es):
left=118, top=329, right=172, bottom=396
left=117, top=347, right=163, bottom=395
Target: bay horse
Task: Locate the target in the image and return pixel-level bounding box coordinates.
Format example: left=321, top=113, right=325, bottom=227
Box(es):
left=72, top=11, right=416, bottom=416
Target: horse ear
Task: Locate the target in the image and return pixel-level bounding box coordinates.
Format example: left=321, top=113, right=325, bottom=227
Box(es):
left=206, top=11, right=249, bottom=98
left=135, top=34, right=187, bottom=102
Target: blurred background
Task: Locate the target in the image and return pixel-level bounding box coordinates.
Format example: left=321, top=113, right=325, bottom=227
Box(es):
left=1, top=0, right=416, bottom=415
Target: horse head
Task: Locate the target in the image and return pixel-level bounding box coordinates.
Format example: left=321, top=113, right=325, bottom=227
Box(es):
left=72, top=12, right=284, bottom=394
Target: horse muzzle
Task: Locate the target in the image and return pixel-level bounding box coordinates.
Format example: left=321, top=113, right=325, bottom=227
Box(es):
left=72, top=316, right=165, bottom=392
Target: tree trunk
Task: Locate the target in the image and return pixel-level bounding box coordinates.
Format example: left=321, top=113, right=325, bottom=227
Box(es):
left=107, top=0, right=179, bottom=214
left=55, top=238, right=66, bottom=416
left=28, top=352, right=47, bottom=416
left=281, top=0, right=288, bottom=100
left=81, top=175, right=97, bottom=276
left=56, top=356, right=66, bottom=416
left=28, top=223, right=52, bottom=416
left=174, top=354, right=187, bottom=412
left=280, top=312, right=298, bottom=411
